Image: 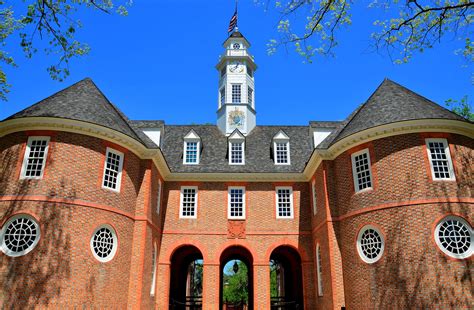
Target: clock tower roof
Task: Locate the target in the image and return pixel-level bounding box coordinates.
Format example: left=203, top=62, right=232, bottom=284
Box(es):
left=223, top=28, right=251, bottom=48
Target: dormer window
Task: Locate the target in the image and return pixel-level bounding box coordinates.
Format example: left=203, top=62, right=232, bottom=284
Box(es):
left=273, top=130, right=290, bottom=165
left=232, top=84, right=241, bottom=103
left=183, top=130, right=201, bottom=165
left=228, top=130, right=245, bottom=165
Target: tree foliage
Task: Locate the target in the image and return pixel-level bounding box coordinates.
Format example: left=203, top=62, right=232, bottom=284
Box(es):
left=223, top=261, right=248, bottom=304
left=445, top=95, right=474, bottom=121
left=0, top=0, right=130, bottom=100
left=261, top=0, right=473, bottom=64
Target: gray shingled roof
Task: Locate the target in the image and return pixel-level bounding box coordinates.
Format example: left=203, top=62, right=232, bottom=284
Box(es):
left=160, top=125, right=313, bottom=173
left=5, top=78, right=153, bottom=146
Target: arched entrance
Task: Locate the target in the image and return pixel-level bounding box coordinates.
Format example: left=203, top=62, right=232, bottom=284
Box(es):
left=169, top=245, right=203, bottom=309
left=270, top=246, right=304, bottom=309
left=220, top=246, right=254, bottom=310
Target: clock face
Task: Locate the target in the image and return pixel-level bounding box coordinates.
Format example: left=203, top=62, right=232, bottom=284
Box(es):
left=233, top=43, right=241, bottom=49
left=229, top=61, right=244, bottom=73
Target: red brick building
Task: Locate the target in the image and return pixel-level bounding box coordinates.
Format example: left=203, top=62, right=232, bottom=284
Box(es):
left=0, top=29, right=473, bottom=309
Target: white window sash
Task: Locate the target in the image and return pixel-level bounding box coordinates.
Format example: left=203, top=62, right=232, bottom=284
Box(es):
left=351, top=148, right=373, bottom=193
left=425, top=138, right=456, bottom=181
left=179, top=186, right=198, bottom=219
left=150, top=243, right=157, bottom=296
left=228, top=186, right=246, bottom=219
left=157, top=179, right=162, bottom=214
left=273, top=140, right=291, bottom=165
left=316, top=245, right=323, bottom=296
left=101, top=147, right=124, bottom=192
left=229, top=141, right=245, bottom=165
left=312, top=180, right=317, bottom=215
left=20, top=136, right=50, bottom=180
left=275, top=186, right=294, bottom=219
left=183, top=140, right=200, bottom=165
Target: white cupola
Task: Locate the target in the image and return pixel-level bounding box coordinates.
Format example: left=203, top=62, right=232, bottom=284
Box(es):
left=216, top=27, right=257, bottom=135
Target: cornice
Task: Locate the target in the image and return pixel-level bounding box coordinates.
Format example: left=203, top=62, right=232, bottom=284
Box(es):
left=167, top=172, right=306, bottom=182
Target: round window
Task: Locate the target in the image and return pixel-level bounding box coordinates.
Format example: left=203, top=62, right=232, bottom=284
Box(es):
left=434, top=216, right=472, bottom=259
left=90, top=224, right=118, bottom=262
left=1, top=214, right=40, bottom=257
left=233, top=43, right=240, bottom=49
left=357, top=225, right=384, bottom=263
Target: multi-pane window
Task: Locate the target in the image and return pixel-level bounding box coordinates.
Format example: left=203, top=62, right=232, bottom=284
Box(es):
left=357, top=225, right=384, bottom=263
left=247, top=66, right=253, bottom=77
left=426, top=138, right=455, bottom=180
left=434, top=216, right=472, bottom=259
left=20, top=136, right=50, bottom=179
left=230, top=142, right=244, bottom=164
left=351, top=149, right=373, bottom=192
left=316, top=244, right=323, bottom=296
left=156, top=179, right=162, bottom=214
left=150, top=243, right=157, bottom=296
left=248, top=87, right=253, bottom=105
left=185, top=141, right=199, bottom=164
left=276, top=187, right=293, bottom=218
left=102, top=148, right=124, bottom=191
left=275, top=142, right=290, bottom=164
left=180, top=187, right=197, bottom=218
left=232, top=84, right=241, bottom=103
left=228, top=187, right=245, bottom=219
left=220, top=87, right=226, bottom=105
left=312, top=180, right=317, bottom=215
left=221, top=67, right=226, bottom=77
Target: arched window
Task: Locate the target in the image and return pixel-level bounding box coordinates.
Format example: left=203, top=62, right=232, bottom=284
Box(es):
left=316, top=244, right=323, bottom=296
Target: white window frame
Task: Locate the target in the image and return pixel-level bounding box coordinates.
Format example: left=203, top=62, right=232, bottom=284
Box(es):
left=273, top=141, right=291, bottom=165
left=220, top=87, right=226, bottom=105
left=434, top=215, right=473, bottom=259
left=20, top=136, right=50, bottom=180
left=312, top=180, right=317, bottom=215
left=232, top=84, right=241, bottom=103
left=156, top=179, right=162, bottom=214
left=351, top=148, right=373, bottom=193
left=316, top=244, right=323, bottom=296
left=90, top=224, right=118, bottom=263
left=357, top=225, right=384, bottom=264
left=101, top=147, right=124, bottom=192
left=183, top=140, right=200, bottom=165
left=275, top=186, right=294, bottom=219
left=425, top=138, right=456, bottom=181
left=229, top=141, right=245, bottom=165
left=247, top=86, right=253, bottom=105
left=179, top=186, right=198, bottom=219
left=150, top=242, right=158, bottom=296
left=228, top=186, right=246, bottom=219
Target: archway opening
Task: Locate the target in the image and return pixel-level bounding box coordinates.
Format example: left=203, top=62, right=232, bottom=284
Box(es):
left=270, top=246, right=303, bottom=309
left=169, top=245, right=203, bottom=309
left=220, top=246, right=254, bottom=310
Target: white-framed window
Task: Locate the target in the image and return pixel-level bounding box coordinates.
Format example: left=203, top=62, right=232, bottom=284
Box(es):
left=229, top=141, right=245, bottom=165
left=248, top=86, right=253, bottom=105
left=0, top=214, right=41, bottom=257
left=312, top=180, right=317, bottom=215
left=150, top=242, right=158, bottom=296
left=276, top=187, right=293, bottom=219
left=316, top=244, right=323, bottom=296
left=357, top=225, right=384, bottom=264
left=275, top=142, right=290, bottom=165
left=20, top=136, right=50, bottom=179
left=156, top=179, right=162, bottom=214
left=220, top=87, right=226, bottom=105
left=232, top=84, right=241, bottom=103
left=102, top=147, right=124, bottom=192
left=183, top=130, right=201, bottom=165
left=180, top=186, right=198, bottom=219
left=425, top=138, right=455, bottom=181
left=228, top=187, right=245, bottom=219
left=90, top=224, right=118, bottom=263
left=351, top=149, right=373, bottom=192
left=434, top=216, right=472, bottom=259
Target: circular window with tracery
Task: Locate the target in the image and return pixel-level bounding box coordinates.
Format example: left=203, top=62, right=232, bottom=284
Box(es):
left=1, top=214, right=40, bottom=257
left=90, top=225, right=117, bottom=262
left=357, top=225, right=384, bottom=264
left=435, top=216, right=473, bottom=259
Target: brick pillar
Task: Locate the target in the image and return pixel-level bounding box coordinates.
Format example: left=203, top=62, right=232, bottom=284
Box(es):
left=302, top=261, right=316, bottom=309
left=203, top=263, right=220, bottom=310
left=254, top=263, right=270, bottom=309
left=156, top=263, right=170, bottom=310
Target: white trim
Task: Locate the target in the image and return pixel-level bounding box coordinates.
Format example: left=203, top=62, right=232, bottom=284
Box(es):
left=101, top=147, right=124, bottom=192
left=357, top=225, right=384, bottom=264
left=150, top=242, right=158, bottom=296
left=351, top=148, right=373, bottom=193
left=0, top=214, right=41, bottom=257
left=156, top=179, right=162, bottom=214
left=183, top=139, right=201, bottom=165
left=312, top=180, right=317, bottom=215
left=179, top=186, right=198, bottom=219
left=273, top=141, right=291, bottom=165
left=229, top=141, right=245, bottom=165
left=20, top=136, right=50, bottom=180
left=275, top=186, right=294, bottom=219
left=425, top=138, right=456, bottom=181
left=434, top=216, right=473, bottom=259
left=228, top=186, right=246, bottom=219
left=90, top=224, right=118, bottom=263
left=316, top=244, right=323, bottom=296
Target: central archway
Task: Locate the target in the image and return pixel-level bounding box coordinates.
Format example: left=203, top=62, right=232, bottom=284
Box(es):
left=219, top=246, right=254, bottom=310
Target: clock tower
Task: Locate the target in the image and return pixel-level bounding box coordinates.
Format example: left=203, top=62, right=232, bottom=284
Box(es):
left=216, top=27, right=257, bottom=135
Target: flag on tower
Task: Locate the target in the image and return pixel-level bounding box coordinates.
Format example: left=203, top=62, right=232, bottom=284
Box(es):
left=227, top=8, right=238, bottom=33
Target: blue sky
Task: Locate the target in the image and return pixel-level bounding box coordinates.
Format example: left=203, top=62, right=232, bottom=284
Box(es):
left=1, top=1, right=472, bottom=124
